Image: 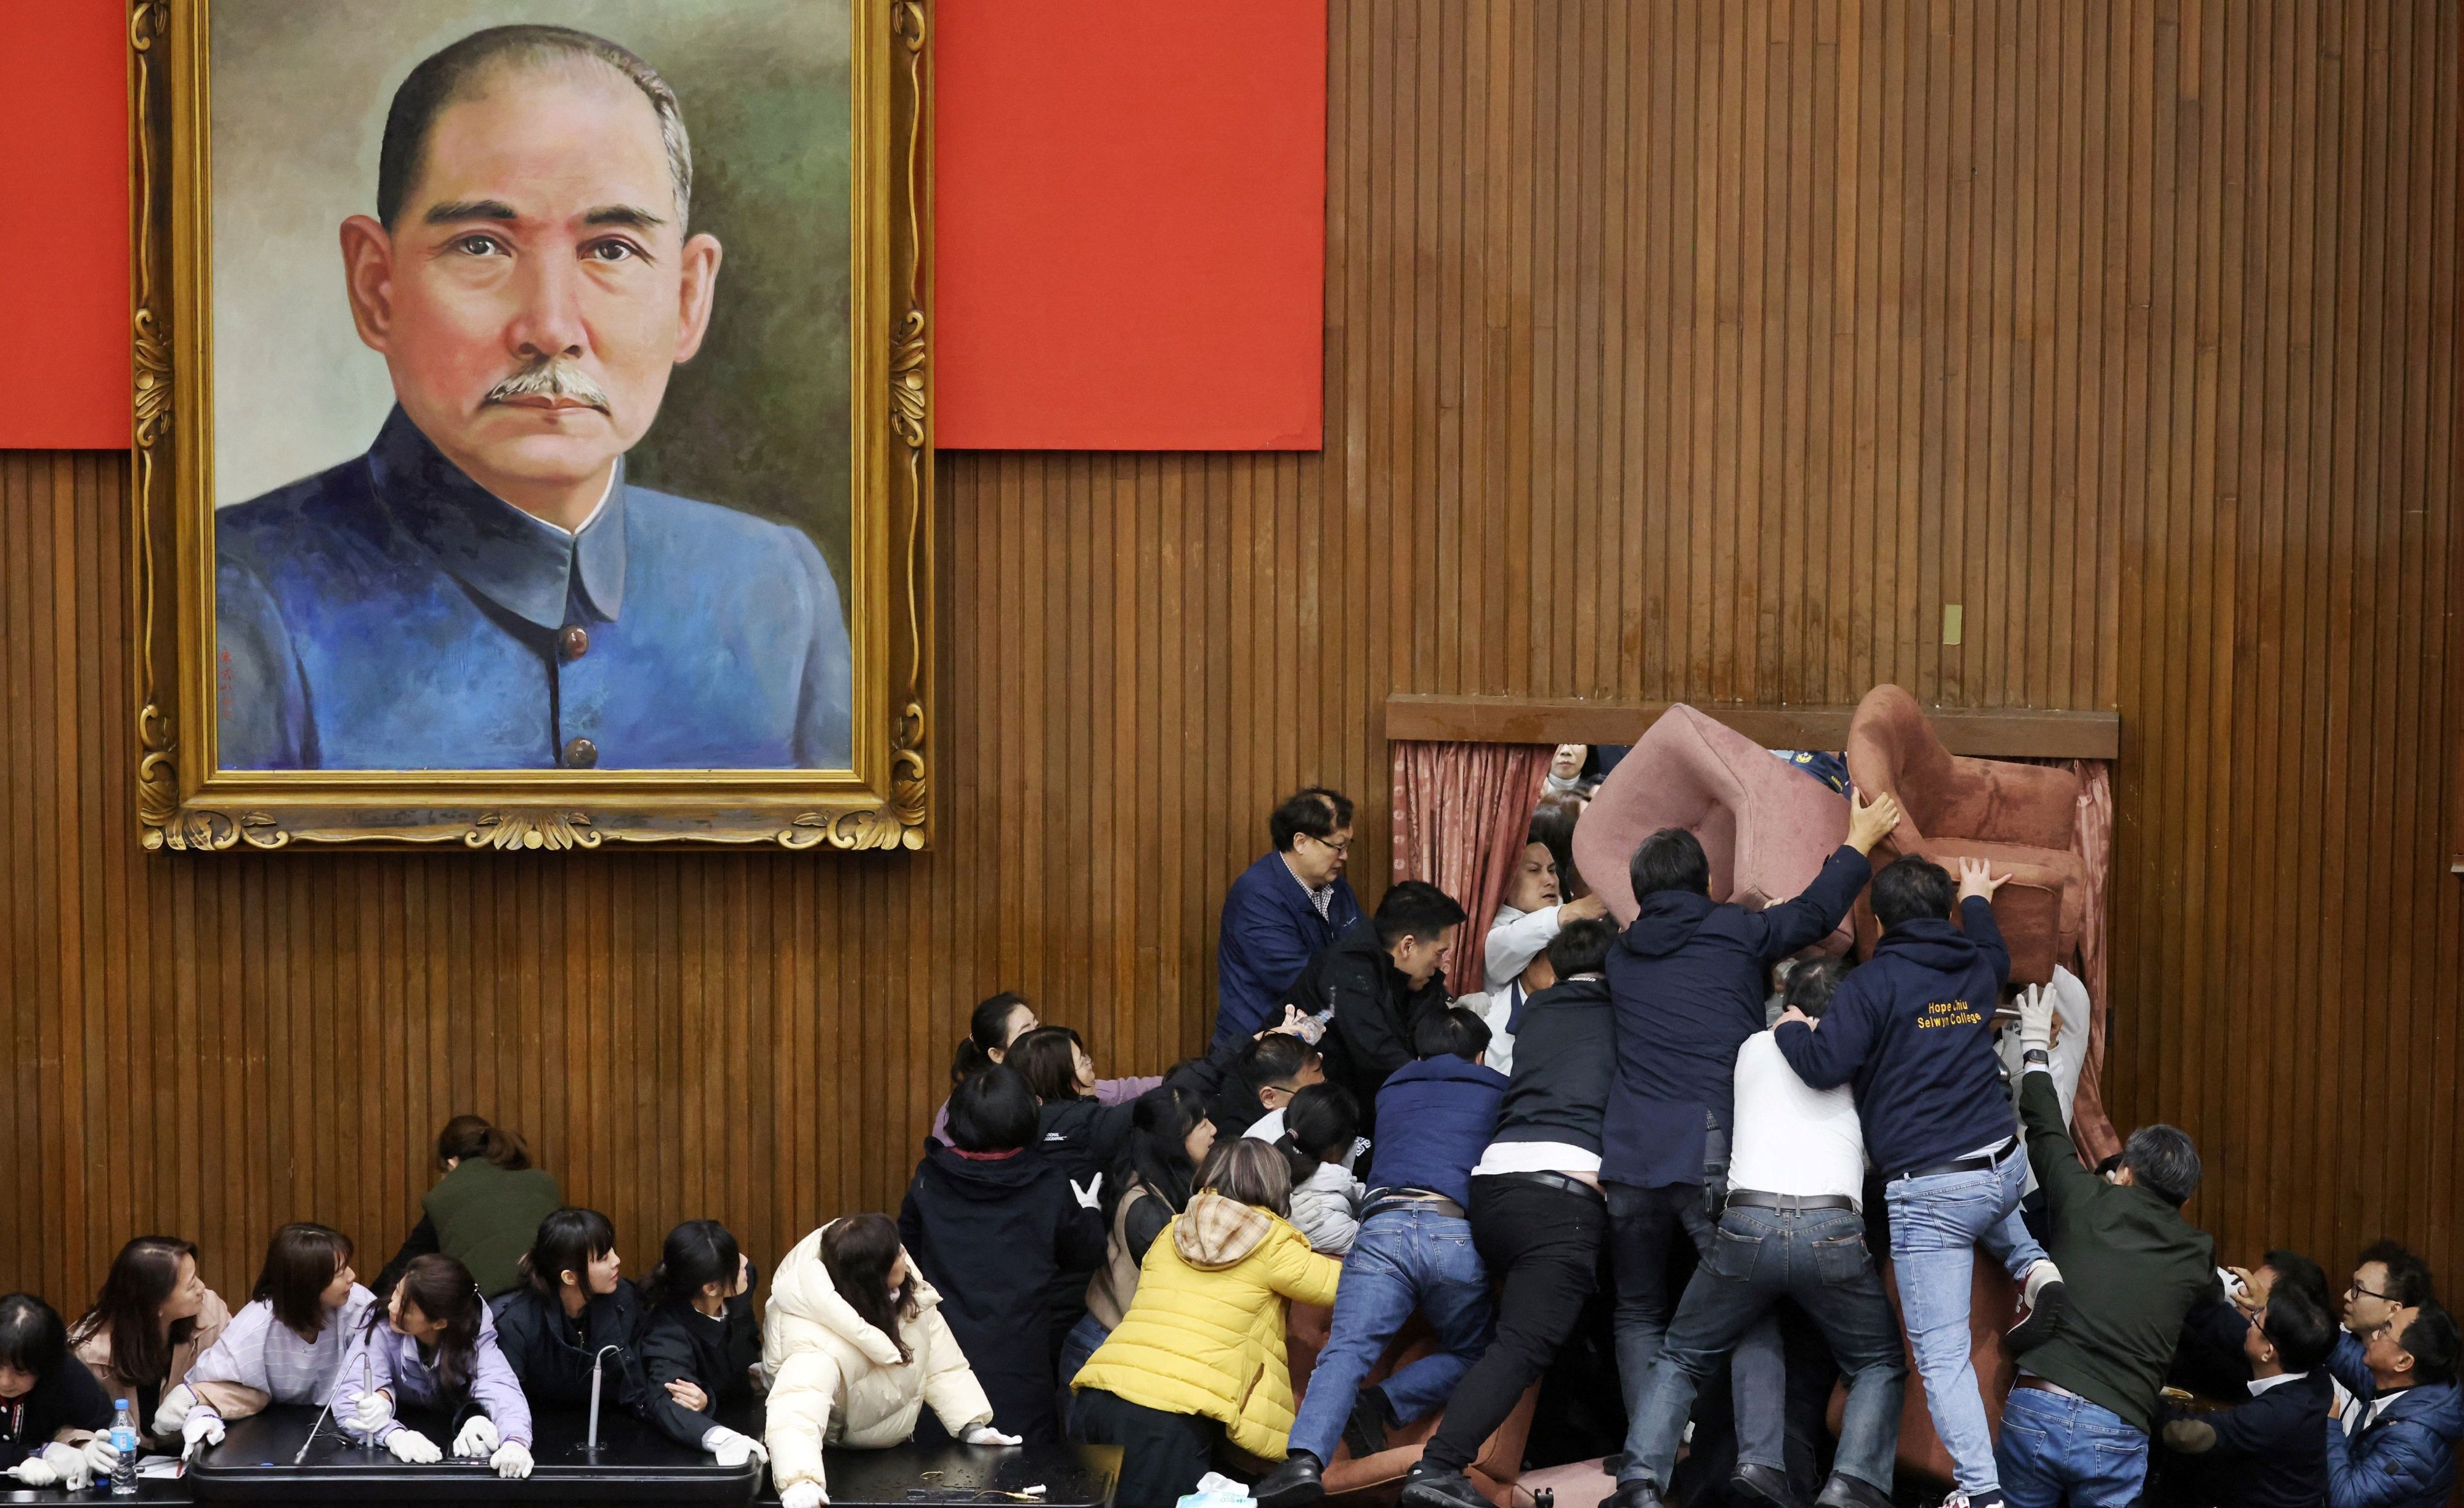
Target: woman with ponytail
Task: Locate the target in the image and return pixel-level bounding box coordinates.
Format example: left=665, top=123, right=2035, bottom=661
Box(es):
left=1266, top=1082, right=1363, bottom=1257
left=636, top=1221, right=767, bottom=1467
left=490, top=1209, right=647, bottom=1412
left=333, top=1254, right=533, bottom=1479
left=371, top=1116, right=562, bottom=1302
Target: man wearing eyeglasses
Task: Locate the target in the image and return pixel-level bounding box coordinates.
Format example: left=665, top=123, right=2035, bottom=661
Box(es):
left=1215, top=788, right=1364, bottom=1053
left=2343, top=1243, right=2439, bottom=1345
left=2321, top=1297, right=2462, bottom=1508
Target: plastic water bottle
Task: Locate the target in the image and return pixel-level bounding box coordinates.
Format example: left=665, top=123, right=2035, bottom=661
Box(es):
left=109, top=1397, right=138, bottom=1495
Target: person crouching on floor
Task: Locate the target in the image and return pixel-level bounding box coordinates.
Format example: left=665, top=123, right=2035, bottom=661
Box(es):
left=764, top=1214, right=1015, bottom=1508
left=1071, top=1138, right=1341, bottom=1508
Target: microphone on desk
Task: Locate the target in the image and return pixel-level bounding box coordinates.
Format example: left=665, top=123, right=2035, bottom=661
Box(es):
left=585, top=1343, right=626, bottom=1455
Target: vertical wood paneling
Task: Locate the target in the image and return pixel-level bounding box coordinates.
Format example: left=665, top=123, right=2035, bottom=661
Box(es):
left=2, top=0, right=2458, bottom=1304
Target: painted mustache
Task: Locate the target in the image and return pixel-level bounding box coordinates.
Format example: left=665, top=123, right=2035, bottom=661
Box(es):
left=483, top=357, right=612, bottom=413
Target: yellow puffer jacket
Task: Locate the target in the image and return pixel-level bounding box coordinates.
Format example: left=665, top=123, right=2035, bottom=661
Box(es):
left=1071, top=1193, right=1341, bottom=1459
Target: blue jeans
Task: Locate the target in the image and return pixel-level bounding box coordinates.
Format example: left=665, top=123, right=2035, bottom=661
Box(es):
left=1287, top=1207, right=1492, bottom=1465
left=1995, top=1386, right=2149, bottom=1507
left=1607, top=1182, right=1788, bottom=1480
left=1627, top=1204, right=1907, bottom=1494
left=1884, top=1144, right=2049, bottom=1497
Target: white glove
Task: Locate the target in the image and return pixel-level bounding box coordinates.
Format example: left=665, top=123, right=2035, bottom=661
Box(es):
left=962, top=1422, right=1023, bottom=1446
left=699, top=1425, right=768, bottom=1467
left=452, top=1414, right=501, bottom=1459
left=10, top=1443, right=92, bottom=1491
left=152, top=1384, right=195, bottom=1436
left=490, top=1440, right=533, bottom=1480
left=182, top=1410, right=227, bottom=1459
left=84, top=1433, right=123, bottom=1478
left=386, top=1428, right=442, bottom=1464
left=781, top=1482, right=829, bottom=1508
left=2017, top=983, right=2056, bottom=1058
left=1068, top=1173, right=1103, bottom=1210
left=347, top=1389, right=394, bottom=1436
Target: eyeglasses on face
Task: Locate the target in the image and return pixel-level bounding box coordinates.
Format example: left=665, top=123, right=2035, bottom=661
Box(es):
left=1305, top=833, right=1352, bottom=854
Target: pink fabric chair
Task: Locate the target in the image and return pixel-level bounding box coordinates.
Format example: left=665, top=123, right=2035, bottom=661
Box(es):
left=1842, top=685, right=2087, bottom=986
left=1572, top=703, right=1854, bottom=952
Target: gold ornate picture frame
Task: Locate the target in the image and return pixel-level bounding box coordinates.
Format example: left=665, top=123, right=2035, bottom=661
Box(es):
left=128, top=0, right=933, bottom=853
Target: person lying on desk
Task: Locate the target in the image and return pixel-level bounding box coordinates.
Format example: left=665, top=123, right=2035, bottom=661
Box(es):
left=333, top=1254, right=535, bottom=1479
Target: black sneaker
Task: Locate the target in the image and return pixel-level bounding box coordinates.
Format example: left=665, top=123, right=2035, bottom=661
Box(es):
left=1250, top=1449, right=1325, bottom=1508
left=1342, top=1385, right=1393, bottom=1460
left=2006, top=1278, right=2070, bottom=1354
left=1397, top=1464, right=1491, bottom=1508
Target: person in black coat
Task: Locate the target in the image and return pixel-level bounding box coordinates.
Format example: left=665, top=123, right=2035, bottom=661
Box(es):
left=901, top=1065, right=1106, bottom=1445
left=1281, top=882, right=1465, bottom=1135
left=0, top=1294, right=115, bottom=1486
left=2158, top=1283, right=2338, bottom=1507
left=490, top=1208, right=648, bottom=1413
left=634, top=1222, right=767, bottom=1467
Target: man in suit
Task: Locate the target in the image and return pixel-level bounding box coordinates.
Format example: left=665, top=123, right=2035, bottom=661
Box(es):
left=2158, top=1283, right=2339, bottom=1508
left=1214, top=788, right=1364, bottom=1050
left=217, top=24, right=849, bottom=771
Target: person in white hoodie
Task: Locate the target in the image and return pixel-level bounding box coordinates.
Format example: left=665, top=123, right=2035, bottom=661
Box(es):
left=763, top=1214, right=1015, bottom=1508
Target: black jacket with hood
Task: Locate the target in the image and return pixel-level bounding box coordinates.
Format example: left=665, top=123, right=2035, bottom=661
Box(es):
left=898, top=1143, right=1104, bottom=1445
left=1773, top=894, right=2015, bottom=1174
left=1600, top=844, right=1871, bottom=1188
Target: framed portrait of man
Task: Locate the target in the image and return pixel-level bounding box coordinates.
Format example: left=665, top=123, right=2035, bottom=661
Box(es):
left=128, top=0, right=933, bottom=851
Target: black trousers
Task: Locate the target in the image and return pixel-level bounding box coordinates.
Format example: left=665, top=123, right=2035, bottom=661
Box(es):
left=1070, top=1387, right=1225, bottom=1508
left=1421, top=1174, right=1608, bottom=1473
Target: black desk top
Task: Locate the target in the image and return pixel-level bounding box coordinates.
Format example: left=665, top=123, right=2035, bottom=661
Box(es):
left=0, top=1476, right=191, bottom=1507
left=187, top=1405, right=758, bottom=1502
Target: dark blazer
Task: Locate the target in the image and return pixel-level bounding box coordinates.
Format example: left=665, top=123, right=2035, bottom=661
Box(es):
left=2172, top=1371, right=2333, bottom=1508
left=899, top=1144, right=1105, bottom=1446
left=1215, top=853, right=1361, bottom=1052
left=1489, top=975, right=1616, bottom=1155
left=635, top=1289, right=762, bottom=1449
left=1602, top=845, right=1870, bottom=1189
left=1366, top=1056, right=1510, bottom=1206
left=489, top=1280, right=647, bottom=1413
left=1282, top=918, right=1449, bottom=1135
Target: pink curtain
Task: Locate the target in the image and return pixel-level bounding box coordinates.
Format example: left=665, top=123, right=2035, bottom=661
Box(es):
left=2062, top=759, right=2122, bottom=1163
left=1390, top=741, right=1555, bottom=997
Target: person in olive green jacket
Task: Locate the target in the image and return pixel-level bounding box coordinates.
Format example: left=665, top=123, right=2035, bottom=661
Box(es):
left=371, top=1116, right=562, bottom=1301
left=1995, top=984, right=2215, bottom=1508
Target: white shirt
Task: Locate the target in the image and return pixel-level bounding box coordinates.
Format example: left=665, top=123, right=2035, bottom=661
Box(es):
left=2247, top=1369, right=2311, bottom=1397
left=1730, top=1032, right=1866, bottom=1209
left=1244, top=1108, right=1287, bottom=1144
left=1485, top=904, right=1563, bottom=992
left=1470, top=1140, right=1601, bottom=1177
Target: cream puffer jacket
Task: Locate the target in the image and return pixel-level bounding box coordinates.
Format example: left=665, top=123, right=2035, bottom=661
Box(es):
left=760, top=1222, right=994, bottom=1494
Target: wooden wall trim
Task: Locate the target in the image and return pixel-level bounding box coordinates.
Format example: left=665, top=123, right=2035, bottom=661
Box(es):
left=1387, top=694, right=2122, bottom=761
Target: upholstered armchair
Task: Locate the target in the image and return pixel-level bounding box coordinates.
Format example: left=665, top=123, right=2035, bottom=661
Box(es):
left=1572, top=703, right=1854, bottom=952
left=1842, top=684, right=2086, bottom=985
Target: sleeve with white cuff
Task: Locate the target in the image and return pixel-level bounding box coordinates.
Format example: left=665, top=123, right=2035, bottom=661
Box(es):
left=700, top=1425, right=769, bottom=1467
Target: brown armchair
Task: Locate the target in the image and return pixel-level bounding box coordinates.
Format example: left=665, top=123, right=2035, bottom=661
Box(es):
left=1842, top=684, right=2087, bottom=985
left=1283, top=1304, right=1539, bottom=1506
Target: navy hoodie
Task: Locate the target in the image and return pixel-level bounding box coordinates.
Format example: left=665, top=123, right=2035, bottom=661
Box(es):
left=1773, top=894, right=2014, bottom=1174
left=1366, top=1055, right=1510, bottom=1205
left=1601, top=845, right=1872, bottom=1189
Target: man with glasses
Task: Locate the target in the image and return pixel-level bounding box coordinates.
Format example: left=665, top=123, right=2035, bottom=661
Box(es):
left=1215, top=788, right=1364, bottom=1052
left=2343, top=1242, right=2439, bottom=1344
left=2322, top=1297, right=2462, bottom=1508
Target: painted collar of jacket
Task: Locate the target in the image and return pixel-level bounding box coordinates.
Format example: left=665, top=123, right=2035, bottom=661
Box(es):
left=365, top=404, right=628, bottom=631
left=1173, top=1192, right=1275, bottom=1269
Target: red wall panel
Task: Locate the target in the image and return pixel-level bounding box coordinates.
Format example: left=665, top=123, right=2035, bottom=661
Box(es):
left=932, top=0, right=1326, bottom=450
left=0, top=0, right=129, bottom=450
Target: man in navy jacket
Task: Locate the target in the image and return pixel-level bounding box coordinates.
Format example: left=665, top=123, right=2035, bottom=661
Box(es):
left=1215, top=788, right=1364, bottom=1052
left=2322, top=1302, right=2462, bottom=1508
left=2158, top=1283, right=2338, bottom=1508
left=1601, top=790, right=1900, bottom=1508
left=1257, top=1008, right=1508, bottom=1508
left=1774, top=856, right=2063, bottom=1508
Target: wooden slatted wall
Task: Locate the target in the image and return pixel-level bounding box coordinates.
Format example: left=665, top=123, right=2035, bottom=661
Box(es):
left=4, top=0, right=2458, bottom=1307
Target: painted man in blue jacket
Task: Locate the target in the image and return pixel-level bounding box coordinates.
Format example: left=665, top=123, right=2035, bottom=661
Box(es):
left=1214, top=788, right=1364, bottom=1051
left=1599, top=790, right=1901, bottom=1508
left=216, top=25, right=850, bottom=771
left=1255, top=1007, right=1507, bottom=1508
left=2322, top=1301, right=2463, bottom=1508
left=1773, top=856, right=2065, bottom=1508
